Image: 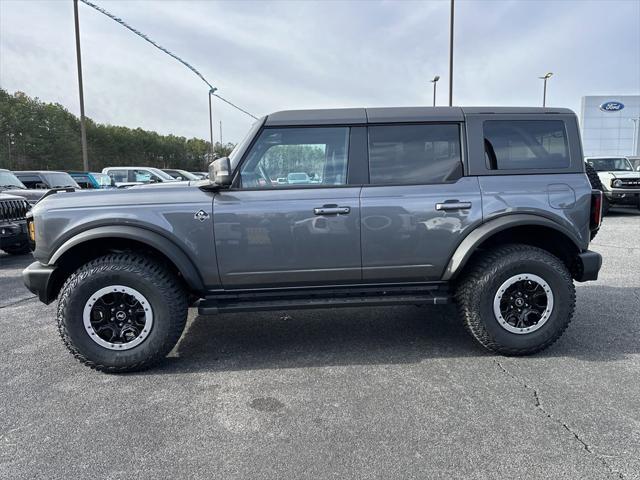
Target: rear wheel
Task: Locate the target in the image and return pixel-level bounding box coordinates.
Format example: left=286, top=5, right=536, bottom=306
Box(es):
left=57, top=254, right=188, bottom=372
left=455, top=244, right=575, bottom=355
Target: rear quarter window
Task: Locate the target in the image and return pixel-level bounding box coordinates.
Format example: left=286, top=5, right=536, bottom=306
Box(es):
left=484, top=120, right=569, bottom=170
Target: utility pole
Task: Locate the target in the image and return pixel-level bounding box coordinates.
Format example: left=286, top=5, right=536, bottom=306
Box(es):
left=430, top=76, right=440, bottom=107
left=219, top=121, right=223, bottom=145
left=73, top=0, right=89, bottom=171
left=538, top=72, right=553, bottom=107
left=448, top=0, right=454, bottom=106
left=208, top=89, right=215, bottom=163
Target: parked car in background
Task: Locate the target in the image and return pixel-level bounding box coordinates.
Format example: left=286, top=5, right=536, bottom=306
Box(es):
left=585, top=156, right=640, bottom=213
left=102, top=166, right=178, bottom=187
left=68, top=171, right=115, bottom=189
left=162, top=169, right=201, bottom=181
left=0, top=169, right=47, bottom=204
left=0, top=192, right=31, bottom=255
left=287, top=172, right=311, bottom=184
left=190, top=171, right=209, bottom=179
left=14, top=171, right=80, bottom=190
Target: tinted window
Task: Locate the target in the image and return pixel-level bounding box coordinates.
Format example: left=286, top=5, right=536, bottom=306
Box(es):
left=71, top=174, right=92, bottom=189
left=15, top=174, right=45, bottom=189
left=368, top=124, right=462, bottom=185
left=240, top=127, right=349, bottom=188
left=587, top=158, right=633, bottom=172
left=484, top=120, right=569, bottom=170
left=107, top=170, right=128, bottom=182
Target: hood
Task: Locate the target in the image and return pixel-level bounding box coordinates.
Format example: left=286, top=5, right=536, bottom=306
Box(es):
left=0, top=192, right=29, bottom=202
left=608, top=171, right=640, bottom=179
left=0, top=188, right=45, bottom=204
left=31, top=182, right=210, bottom=216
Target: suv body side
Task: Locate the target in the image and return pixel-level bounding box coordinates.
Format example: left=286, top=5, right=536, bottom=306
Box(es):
left=25, top=107, right=598, bottom=304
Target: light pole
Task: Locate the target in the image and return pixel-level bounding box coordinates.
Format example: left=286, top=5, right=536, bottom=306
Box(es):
left=631, top=118, right=640, bottom=157
left=538, top=72, right=553, bottom=107
left=430, top=76, right=440, bottom=107
left=208, top=89, right=215, bottom=162
left=73, top=0, right=89, bottom=171
left=448, top=0, right=454, bottom=106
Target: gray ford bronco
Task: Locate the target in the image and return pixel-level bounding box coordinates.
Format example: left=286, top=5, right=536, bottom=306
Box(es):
left=23, top=107, right=603, bottom=372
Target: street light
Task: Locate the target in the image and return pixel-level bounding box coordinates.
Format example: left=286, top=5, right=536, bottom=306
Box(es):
left=430, top=76, right=440, bottom=107
left=630, top=118, right=640, bottom=157
left=538, top=72, right=553, bottom=107
left=448, top=0, right=454, bottom=106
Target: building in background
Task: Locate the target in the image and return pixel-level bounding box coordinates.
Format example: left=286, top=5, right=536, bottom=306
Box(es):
left=580, top=95, right=640, bottom=157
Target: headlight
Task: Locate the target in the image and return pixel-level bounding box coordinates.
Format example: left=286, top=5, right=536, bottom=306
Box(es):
left=612, top=179, right=623, bottom=188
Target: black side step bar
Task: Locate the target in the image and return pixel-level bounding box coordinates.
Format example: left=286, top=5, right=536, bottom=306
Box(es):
left=197, top=285, right=450, bottom=315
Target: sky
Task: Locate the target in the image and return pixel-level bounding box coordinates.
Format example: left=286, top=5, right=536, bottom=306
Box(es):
left=1, top=0, right=639, bottom=144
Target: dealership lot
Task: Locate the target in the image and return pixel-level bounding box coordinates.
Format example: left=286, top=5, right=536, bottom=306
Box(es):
left=1, top=209, right=639, bottom=480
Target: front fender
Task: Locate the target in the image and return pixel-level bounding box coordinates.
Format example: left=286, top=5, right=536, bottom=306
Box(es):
left=48, top=225, right=205, bottom=292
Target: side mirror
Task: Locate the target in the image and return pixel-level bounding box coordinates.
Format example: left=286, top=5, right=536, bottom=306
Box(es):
left=209, top=157, right=232, bottom=186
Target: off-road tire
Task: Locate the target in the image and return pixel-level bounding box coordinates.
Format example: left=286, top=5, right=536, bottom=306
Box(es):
left=455, top=244, right=575, bottom=355
left=57, top=254, right=188, bottom=373
left=2, top=242, right=31, bottom=255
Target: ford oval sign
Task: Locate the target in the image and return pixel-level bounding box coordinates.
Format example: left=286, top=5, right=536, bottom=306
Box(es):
left=599, top=101, right=624, bottom=112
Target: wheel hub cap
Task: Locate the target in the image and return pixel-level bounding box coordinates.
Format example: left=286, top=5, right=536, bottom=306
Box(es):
left=83, top=285, right=154, bottom=350
left=493, top=274, right=554, bottom=334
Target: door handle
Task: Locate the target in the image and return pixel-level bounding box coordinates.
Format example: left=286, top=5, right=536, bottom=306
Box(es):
left=435, top=201, right=472, bottom=211
left=314, top=206, right=350, bottom=215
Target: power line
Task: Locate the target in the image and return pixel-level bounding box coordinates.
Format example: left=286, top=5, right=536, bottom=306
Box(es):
left=78, top=0, right=257, bottom=119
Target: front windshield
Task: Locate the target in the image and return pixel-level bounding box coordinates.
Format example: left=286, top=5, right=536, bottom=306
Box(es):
left=176, top=170, right=199, bottom=181
left=0, top=171, right=26, bottom=189
left=150, top=168, right=178, bottom=181
left=588, top=158, right=633, bottom=172
left=230, top=118, right=265, bottom=171
left=44, top=172, right=81, bottom=188
left=92, top=173, right=112, bottom=186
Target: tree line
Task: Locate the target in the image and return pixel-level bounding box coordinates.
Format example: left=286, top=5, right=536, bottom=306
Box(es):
left=0, top=89, right=234, bottom=172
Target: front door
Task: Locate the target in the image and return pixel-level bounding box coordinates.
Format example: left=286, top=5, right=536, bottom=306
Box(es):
left=214, top=126, right=361, bottom=288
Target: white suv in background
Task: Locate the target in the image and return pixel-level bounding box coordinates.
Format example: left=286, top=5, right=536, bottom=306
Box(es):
left=585, top=156, right=640, bottom=213
left=102, top=166, right=178, bottom=187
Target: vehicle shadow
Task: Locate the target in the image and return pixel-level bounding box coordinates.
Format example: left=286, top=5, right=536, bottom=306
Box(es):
left=0, top=252, right=34, bottom=269
left=605, top=207, right=640, bottom=217
left=144, top=285, right=640, bottom=375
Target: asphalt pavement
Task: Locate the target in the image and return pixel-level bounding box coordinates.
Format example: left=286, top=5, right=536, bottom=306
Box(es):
left=1, top=208, right=639, bottom=479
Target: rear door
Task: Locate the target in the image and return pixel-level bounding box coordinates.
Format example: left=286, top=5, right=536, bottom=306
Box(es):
left=360, top=122, right=483, bottom=282
left=213, top=126, right=362, bottom=288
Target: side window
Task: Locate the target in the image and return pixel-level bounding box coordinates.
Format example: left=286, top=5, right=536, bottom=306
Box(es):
left=484, top=120, right=570, bottom=170
left=16, top=175, right=45, bottom=189
left=368, top=124, right=462, bottom=185
left=240, top=127, right=349, bottom=188
left=74, top=175, right=91, bottom=189
left=107, top=170, right=128, bottom=183
left=133, top=170, right=153, bottom=183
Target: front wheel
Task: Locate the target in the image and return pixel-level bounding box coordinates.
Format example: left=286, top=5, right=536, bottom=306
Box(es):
left=57, top=254, right=188, bottom=372
left=455, top=244, right=575, bottom=355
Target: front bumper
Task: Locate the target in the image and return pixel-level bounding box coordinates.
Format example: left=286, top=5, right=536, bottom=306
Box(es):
left=23, top=261, right=57, bottom=304
left=574, top=250, right=602, bottom=282
left=604, top=189, right=640, bottom=205
left=0, top=221, right=28, bottom=249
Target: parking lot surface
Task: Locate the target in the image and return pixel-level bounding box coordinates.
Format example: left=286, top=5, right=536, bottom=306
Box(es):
left=1, top=209, right=639, bottom=480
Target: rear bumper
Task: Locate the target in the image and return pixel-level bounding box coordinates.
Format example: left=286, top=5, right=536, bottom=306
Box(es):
left=574, top=250, right=602, bottom=282
left=23, top=261, right=57, bottom=304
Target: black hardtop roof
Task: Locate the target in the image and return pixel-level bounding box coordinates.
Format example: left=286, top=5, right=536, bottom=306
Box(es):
left=265, top=106, right=574, bottom=126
